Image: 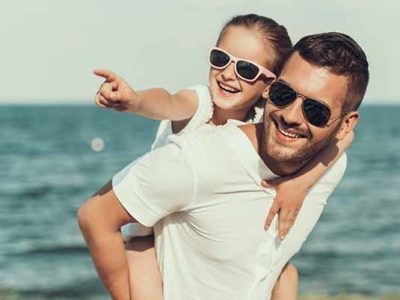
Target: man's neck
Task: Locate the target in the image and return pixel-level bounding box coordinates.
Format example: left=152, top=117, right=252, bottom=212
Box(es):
left=239, top=123, right=307, bottom=176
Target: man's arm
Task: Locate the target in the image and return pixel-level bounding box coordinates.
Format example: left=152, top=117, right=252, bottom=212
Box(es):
left=78, top=143, right=196, bottom=299
left=77, top=181, right=134, bottom=300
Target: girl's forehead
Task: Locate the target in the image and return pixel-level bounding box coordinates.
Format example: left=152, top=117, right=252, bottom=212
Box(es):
left=217, top=26, right=274, bottom=67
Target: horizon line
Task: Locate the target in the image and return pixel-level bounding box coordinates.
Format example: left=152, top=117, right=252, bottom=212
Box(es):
left=0, top=100, right=399, bottom=106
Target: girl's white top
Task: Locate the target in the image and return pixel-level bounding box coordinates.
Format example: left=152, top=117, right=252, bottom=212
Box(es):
left=151, top=84, right=263, bottom=150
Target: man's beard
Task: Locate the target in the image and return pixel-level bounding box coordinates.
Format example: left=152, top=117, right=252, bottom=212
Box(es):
left=263, top=118, right=340, bottom=168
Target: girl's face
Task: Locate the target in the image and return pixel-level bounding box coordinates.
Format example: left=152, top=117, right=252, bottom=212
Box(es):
left=209, top=26, right=275, bottom=113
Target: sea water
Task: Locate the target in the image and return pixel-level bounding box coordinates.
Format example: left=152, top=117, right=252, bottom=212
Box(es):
left=0, top=105, right=399, bottom=299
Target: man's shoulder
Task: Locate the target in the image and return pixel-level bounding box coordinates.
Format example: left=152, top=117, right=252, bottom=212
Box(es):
left=170, top=123, right=246, bottom=147
left=169, top=124, right=257, bottom=173
left=236, top=123, right=260, bottom=149
left=196, top=124, right=257, bottom=155
left=116, top=142, right=196, bottom=200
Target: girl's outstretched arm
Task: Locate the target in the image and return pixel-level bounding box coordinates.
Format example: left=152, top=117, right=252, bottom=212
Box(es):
left=93, top=69, right=198, bottom=121
left=263, top=130, right=354, bottom=240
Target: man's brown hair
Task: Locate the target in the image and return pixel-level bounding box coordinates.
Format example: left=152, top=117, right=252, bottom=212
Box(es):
left=288, top=32, right=369, bottom=112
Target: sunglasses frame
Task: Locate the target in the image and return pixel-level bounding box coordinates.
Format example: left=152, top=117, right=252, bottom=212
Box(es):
left=209, top=47, right=276, bottom=82
left=268, top=80, right=349, bottom=128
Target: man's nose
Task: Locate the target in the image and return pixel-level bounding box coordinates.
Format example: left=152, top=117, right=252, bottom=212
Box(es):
left=280, top=97, right=305, bottom=126
left=220, top=62, right=236, bottom=81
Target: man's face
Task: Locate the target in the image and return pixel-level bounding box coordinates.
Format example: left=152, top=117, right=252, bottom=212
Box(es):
left=262, top=52, right=350, bottom=166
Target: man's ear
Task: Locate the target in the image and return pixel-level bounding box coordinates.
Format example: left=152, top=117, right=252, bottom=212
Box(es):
left=336, top=111, right=359, bottom=140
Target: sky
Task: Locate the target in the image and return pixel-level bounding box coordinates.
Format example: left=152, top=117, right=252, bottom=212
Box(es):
left=0, top=0, right=399, bottom=105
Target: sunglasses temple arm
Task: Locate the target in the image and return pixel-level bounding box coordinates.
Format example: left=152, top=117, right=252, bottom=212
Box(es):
left=261, top=69, right=276, bottom=80
left=326, top=111, right=351, bottom=127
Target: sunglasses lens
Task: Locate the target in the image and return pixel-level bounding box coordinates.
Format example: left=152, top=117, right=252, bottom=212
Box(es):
left=210, top=49, right=230, bottom=68
left=303, top=99, right=331, bottom=127
left=268, top=81, right=297, bottom=106
left=236, top=61, right=259, bottom=81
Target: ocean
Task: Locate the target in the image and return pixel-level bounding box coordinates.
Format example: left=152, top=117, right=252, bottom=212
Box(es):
left=0, top=105, right=399, bottom=299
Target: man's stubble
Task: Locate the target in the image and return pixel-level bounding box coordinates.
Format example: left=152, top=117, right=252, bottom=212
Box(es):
left=262, top=116, right=341, bottom=170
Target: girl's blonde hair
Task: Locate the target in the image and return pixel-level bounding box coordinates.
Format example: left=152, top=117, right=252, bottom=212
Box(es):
left=217, top=14, right=293, bottom=120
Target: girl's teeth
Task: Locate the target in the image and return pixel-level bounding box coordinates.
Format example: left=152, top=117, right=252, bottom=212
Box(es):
left=219, top=82, right=238, bottom=93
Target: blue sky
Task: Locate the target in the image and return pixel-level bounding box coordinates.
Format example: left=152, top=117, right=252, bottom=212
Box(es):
left=0, top=0, right=398, bottom=105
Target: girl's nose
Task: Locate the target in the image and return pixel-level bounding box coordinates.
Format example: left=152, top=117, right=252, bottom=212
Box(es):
left=220, top=62, right=236, bottom=81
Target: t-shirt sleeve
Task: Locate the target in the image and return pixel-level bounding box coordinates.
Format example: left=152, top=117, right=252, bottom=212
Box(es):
left=179, top=85, right=213, bottom=134
left=150, top=85, right=213, bottom=150
left=264, top=153, right=347, bottom=292
left=112, top=143, right=196, bottom=227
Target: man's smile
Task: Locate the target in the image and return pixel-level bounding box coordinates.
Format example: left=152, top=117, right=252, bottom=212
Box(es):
left=272, top=118, right=308, bottom=144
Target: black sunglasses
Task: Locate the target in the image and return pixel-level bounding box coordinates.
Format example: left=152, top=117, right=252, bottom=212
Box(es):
left=209, top=47, right=276, bottom=82
left=268, top=81, right=347, bottom=127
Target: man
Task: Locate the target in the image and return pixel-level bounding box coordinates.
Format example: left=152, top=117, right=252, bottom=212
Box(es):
left=78, top=32, right=369, bottom=300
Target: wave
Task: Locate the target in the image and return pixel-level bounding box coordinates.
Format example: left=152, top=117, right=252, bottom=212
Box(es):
left=1, top=278, right=107, bottom=300
left=9, top=244, right=88, bottom=256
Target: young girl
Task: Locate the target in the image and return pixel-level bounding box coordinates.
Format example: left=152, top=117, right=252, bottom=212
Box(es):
left=94, top=14, right=352, bottom=300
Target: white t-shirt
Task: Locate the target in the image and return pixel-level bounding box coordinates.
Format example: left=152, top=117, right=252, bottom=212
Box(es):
left=122, top=84, right=263, bottom=238
left=113, top=125, right=347, bottom=300
left=150, top=84, right=213, bottom=150
left=151, top=84, right=264, bottom=151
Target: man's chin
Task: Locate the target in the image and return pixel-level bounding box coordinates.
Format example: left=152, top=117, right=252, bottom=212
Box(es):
left=267, top=145, right=302, bottom=163
left=264, top=123, right=311, bottom=163
left=265, top=134, right=320, bottom=167
left=266, top=131, right=305, bottom=158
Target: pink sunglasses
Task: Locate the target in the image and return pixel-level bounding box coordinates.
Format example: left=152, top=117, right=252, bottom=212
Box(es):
left=209, top=47, right=276, bottom=82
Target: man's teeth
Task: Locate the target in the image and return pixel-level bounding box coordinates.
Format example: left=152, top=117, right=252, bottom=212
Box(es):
left=277, top=124, right=302, bottom=138
left=219, top=82, right=239, bottom=93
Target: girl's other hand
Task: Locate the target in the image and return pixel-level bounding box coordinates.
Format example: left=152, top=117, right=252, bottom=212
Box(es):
left=262, top=178, right=307, bottom=240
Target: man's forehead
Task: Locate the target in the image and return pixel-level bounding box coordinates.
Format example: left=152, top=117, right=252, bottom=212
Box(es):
left=280, top=53, right=333, bottom=86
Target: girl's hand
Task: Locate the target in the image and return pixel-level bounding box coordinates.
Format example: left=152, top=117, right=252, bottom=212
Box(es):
left=93, top=69, right=139, bottom=112
left=262, top=178, right=307, bottom=240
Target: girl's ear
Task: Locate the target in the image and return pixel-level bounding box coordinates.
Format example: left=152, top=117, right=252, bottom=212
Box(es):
left=262, top=84, right=271, bottom=100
